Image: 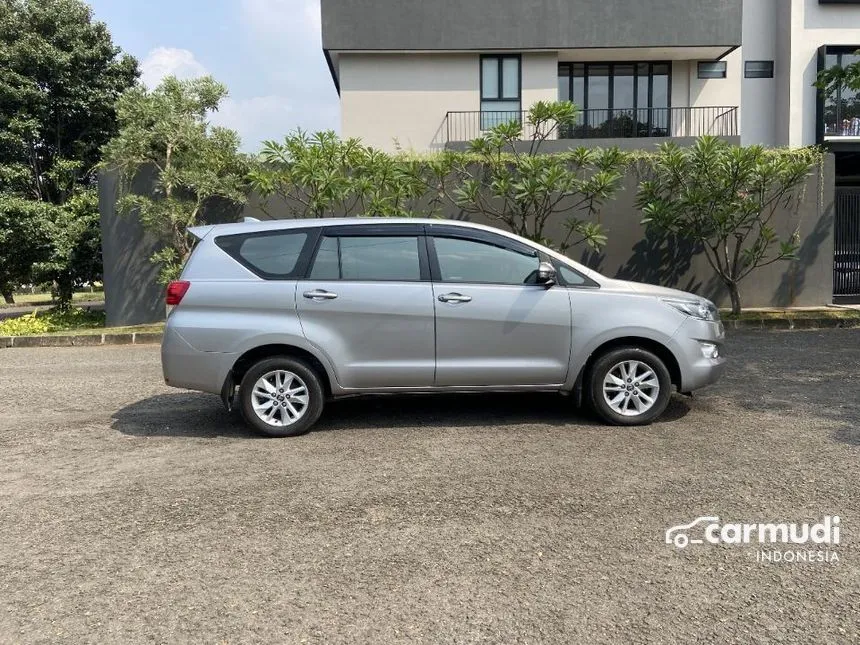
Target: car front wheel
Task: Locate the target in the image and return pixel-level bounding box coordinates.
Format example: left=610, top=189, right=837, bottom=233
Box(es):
left=588, top=347, right=672, bottom=426
left=238, top=356, right=324, bottom=437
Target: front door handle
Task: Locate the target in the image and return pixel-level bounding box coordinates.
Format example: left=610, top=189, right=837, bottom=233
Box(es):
left=438, top=292, right=472, bottom=304
left=303, top=289, right=338, bottom=301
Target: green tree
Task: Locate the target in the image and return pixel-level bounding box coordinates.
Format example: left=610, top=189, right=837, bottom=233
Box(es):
left=636, top=137, right=820, bottom=315
left=0, top=197, right=53, bottom=302
left=0, top=0, right=136, bottom=303
left=432, top=101, right=627, bottom=252
left=33, top=189, right=102, bottom=304
left=0, top=0, right=138, bottom=199
left=249, top=130, right=432, bottom=218
left=102, top=76, right=249, bottom=284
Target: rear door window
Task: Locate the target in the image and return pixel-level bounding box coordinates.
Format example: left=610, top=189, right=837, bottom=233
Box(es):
left=308, top=235, right=423, bottom=281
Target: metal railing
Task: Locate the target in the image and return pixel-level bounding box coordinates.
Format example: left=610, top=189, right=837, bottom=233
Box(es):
left=444, top=106, right=739, bottom=144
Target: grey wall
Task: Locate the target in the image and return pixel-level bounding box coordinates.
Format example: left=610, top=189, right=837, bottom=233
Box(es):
left=99, top=169, right=165, bottom=327
left=99, top=169, right=244, bottom=327
left=99, top=155, right=836, bottom=326
left=321, top=0, right=742, bottom=52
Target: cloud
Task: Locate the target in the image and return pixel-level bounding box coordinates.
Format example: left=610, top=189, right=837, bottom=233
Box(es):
left=237, top=0, right=339, bottom=137
left=241, top=0, right=322, bottom=36
left=134, top=0, right=339, bottom=151
left=140, top=47, right=208, bottom=88
left=210, top=95, right=295, bottom=150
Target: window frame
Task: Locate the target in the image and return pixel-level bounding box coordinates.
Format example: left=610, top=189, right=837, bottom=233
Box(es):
left=214, top=227, right=321, bottom=280
left=698, top=61, right=727, bottom=79
left=557, top=61, right=672, bottom=112
left=744, top=60, right=774, bottom=79
left=480, top=54, right=522, bottom=103
left=303, top=224, right=431, bottom=282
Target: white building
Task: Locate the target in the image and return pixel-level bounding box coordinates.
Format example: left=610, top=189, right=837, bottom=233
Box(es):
left=321, top=0, right=860, bottom=165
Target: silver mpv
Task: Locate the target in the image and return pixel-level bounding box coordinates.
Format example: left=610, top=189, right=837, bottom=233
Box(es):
left=162, top=219, right=726, bottom=437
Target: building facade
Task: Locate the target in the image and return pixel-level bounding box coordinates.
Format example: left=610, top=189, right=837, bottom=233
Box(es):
left=321, top=0, right=860, bottom=160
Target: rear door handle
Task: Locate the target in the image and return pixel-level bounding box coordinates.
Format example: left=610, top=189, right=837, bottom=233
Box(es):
left=438, top=292, right=472, bottom=304
left=303, top=289, right=338, bottom=301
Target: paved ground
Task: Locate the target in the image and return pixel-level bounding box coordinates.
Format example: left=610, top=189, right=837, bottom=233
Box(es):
left=1, top=330, right=859, bottom=644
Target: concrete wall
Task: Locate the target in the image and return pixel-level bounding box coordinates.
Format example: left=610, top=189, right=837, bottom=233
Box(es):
left=340, top=52, right=558, bottom=152
left=100, top=155, right=836, bottom=326
left=340, top=53, right=478, bottom=152
left=740, top=0, right=779, bottom=146
left=321, top=0, right=742, bottom=51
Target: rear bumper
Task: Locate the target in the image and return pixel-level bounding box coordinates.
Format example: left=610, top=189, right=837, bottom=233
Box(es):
left=673, top=318, right=727, bottom=392
left=161, top=325, right=234, bottom=395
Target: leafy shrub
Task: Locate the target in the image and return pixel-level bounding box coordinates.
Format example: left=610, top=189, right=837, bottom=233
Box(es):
left=0, top=307, right=105, bottom=336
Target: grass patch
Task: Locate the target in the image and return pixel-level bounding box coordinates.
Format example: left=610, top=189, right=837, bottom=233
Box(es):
left=0, top=307, right=105, bottom=336
left=0, top=291, right=105, bottom=309
left=722, top=308, right=860, bottom=321
left=1, top=306, right=165, bottom=337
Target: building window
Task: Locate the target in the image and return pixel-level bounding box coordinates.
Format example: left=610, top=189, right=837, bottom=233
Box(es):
left=745, top=61, right=774, bottom=79
left=480, top=55, right=521, bottom=130
left=698, top=61, right=727, bottom=79
left=820, top=47, right=860, bottom=140
left=557, top=62, right=671, bottom=137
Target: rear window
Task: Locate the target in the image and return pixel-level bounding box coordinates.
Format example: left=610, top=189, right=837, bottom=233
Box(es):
left=215, top=230, right=311, bottom=279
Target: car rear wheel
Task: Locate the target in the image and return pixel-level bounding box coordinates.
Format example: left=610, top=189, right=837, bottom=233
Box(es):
left=239, top=356, right=324, bottom=437
left=588, top=347, right=672, bottom=426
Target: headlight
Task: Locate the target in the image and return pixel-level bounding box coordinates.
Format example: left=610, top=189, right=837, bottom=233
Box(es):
left=662, top=298, right=719, bottom=322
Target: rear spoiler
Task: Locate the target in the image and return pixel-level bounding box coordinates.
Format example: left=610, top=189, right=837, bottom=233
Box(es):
left=188, top=217, right=260, bottom=241
left=187, top=225, right=215, bottom=241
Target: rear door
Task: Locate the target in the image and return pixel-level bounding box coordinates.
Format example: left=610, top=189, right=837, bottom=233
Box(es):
left=428, top=226, right=572, bottom=387
left=296, top=224, right=436, bottom=389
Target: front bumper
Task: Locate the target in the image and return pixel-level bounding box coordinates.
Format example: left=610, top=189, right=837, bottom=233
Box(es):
left=673, top=318, right=727, bottom=392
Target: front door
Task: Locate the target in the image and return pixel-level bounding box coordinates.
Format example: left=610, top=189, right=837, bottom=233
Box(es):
left=429, top=230, right=572, bottom=387
left=297, top=227, right=435, bottom=389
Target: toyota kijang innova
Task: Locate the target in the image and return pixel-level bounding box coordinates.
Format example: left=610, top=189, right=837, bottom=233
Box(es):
left=161, top=219, right=725, bottom=437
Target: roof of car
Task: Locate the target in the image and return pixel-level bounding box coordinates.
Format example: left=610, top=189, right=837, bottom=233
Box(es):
left=189, top=217, right=506, bottom=239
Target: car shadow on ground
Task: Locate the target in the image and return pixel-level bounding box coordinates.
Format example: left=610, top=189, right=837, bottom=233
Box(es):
left=111, top=391, right=692, bottom=439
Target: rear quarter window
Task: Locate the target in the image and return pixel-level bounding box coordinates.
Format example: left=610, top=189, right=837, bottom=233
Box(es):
left=215, top=230, right=312, bottom=279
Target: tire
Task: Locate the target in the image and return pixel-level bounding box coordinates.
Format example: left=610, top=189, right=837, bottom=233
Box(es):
left=238, top=356, right=325, bottom=437
left=588, top=346, right=672, bottom=426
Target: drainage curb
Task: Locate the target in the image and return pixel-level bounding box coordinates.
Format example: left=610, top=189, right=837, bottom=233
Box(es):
left=0, top=332, right=163, bottom=348
left=723, top=317, right=860, bottom=331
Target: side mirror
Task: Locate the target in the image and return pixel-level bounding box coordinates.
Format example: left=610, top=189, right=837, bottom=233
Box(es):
left=537, top=261, right=557, bottom=287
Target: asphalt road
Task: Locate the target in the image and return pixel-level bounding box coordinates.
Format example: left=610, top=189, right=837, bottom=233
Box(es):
left=1, top=330, right=859, bottom=644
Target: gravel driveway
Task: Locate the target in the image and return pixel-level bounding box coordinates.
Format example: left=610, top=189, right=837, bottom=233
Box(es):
left=1, top=330, right=859, bottom=644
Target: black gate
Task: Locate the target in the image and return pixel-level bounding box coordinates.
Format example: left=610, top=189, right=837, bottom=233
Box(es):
left=834, top=187, right=860, bottom=303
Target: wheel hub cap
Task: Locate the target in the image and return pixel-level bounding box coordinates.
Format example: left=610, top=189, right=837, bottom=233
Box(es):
left=251, top=370, right=310, bottom=427
left=603, top=360, right=660, bottom=417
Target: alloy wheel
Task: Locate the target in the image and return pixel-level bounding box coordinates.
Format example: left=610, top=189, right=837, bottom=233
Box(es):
left=602, top=360, right=661, bottom=417
left=251, top=370, right=310, bottom=427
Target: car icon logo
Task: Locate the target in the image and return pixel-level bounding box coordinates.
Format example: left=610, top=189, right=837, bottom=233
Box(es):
left=665, top=516, right=720, bottom=549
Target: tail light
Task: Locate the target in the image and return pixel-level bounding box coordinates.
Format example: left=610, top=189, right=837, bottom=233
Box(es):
left=166, top=280, right=191, bottom=306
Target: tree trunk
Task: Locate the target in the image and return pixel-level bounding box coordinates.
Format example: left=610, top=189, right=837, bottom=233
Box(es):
left=1, top=287, right=14, bottom=304
left=728, top=283, right=742, bottom=316
left=55, top=276, right=74, bottom=310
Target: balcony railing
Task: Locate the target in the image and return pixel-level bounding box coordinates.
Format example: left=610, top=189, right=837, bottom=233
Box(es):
left=444, top=106, right=739, bottom=144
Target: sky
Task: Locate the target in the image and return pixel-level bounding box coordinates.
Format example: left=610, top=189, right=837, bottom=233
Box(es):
left=87, top=0, right=340, bottom=152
